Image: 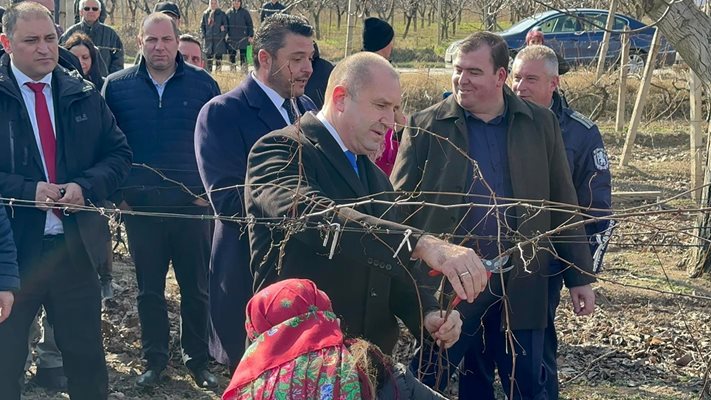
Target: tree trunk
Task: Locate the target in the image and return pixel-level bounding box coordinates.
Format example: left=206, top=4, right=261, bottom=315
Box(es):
left=403, top=15, right=412, bottom=38
left=638, top=0, right=711, bottom=277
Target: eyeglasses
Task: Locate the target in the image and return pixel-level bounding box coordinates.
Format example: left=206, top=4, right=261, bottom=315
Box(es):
left=83, top=7, right=99, bottom=11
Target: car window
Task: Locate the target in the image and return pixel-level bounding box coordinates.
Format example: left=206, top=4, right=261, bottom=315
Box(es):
left=580, top=13, right=629, bottom=32
left=539, top=15, right=581, bottom=33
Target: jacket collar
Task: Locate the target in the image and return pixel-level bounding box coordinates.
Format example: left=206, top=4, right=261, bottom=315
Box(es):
left=300, top=112, right=369, bottom=199
left=435, top=86, right=534, bottom=122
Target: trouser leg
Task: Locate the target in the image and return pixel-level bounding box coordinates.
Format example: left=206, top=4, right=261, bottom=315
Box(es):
left=36, top=306, right=63, bottom=369
left=167, top=216, right=211, bottom=371
left=544, top=271, right=565, bottom=400
left=124, top=215, right=171, bottom=370
left=45, top=237, right=107, bottom=400
left=0, top=289, right=43, bottom=399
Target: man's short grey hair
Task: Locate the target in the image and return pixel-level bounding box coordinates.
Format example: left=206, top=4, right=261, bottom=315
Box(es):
left=514, top=45, right=559, bottom=77
left=324, top=52, right=399, bottom=103
left=79, top=0, right=101, bottom=11
left=2, top=2, right=53, bottom=39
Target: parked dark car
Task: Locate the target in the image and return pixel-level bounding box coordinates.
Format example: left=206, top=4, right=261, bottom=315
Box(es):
left=444, top=8, right=676, bottom=74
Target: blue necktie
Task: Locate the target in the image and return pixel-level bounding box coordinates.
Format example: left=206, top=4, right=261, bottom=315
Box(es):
left=344, top=150, right=359, bottom=177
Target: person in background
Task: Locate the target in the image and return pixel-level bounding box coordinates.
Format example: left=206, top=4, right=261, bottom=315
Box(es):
left=63, top=31, right=107, bottom=88
left=223, top=279, right=448, bottom=400
left=73, top=0, right=106, bottom=24
left=102, top=12, right=220, bottom=389
left=61, top=0, right=124, bottom=74
left=133, top=1, right=182, bottom=65
left=362, top=17, right=393, bottom=60
left=195, top=14, right=317, bottom=372
left=0, top=4, right=131, bottom=398
left=225, top=0, right=253, bottom=73
left=179, top=33, right=205, bottom=69
left=259, top=0, right=285, bottom=22
left=361, top=17, right=401, bottom=176
left=511, top=44, right=613, bottom=400
left=524, top=28, right=570, bottom=75
left=304, top=41, right=333, bottom=110
left=201, top=0, right=228, bottom=73
left=153, top=1, right=180, bottom=26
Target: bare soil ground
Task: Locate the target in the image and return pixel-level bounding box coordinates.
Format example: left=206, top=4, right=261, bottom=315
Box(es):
left=22, top=121, right=711, bottom=399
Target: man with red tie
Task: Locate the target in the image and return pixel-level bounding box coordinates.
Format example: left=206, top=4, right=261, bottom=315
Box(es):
left=0, top=3, right=131, bottom=399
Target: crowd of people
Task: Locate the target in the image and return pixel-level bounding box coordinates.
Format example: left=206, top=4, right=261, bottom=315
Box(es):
left=0, top=1, right=613, bottom=399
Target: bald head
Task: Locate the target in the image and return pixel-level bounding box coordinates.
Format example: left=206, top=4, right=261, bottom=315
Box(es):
left=324, top=52, right=399, bottom=108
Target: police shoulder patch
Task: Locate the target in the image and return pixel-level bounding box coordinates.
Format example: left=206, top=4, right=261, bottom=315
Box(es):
left=593, top=148, right=609, bottom=170
left=569, top=111, right=595, bottom=129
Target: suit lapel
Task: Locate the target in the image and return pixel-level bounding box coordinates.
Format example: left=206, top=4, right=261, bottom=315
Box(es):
left=300, top=113, right=368, bottom=199
left=243, top=75, right=289, bottom=132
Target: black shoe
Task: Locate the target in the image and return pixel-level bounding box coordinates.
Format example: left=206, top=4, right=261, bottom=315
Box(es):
left=136, top=368, right=164, bottom=387
left=189, top=368, right=218, bottom=389
left=32, top=367, right=68, bottom=391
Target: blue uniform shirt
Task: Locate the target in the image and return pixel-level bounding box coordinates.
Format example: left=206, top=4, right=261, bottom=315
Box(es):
left=552, top=91, right=613, bottom=273
left=458, top=102, right=516, bottom=259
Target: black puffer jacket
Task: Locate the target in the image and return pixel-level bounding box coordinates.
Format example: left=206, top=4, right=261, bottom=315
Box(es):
left=102, top=54, right=220, bottom=213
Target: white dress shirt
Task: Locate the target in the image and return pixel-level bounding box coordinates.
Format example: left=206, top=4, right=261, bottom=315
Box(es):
left=11, top=61, right=63, bottom=235
left=252, top=72, right=292, bottom=125
left=315, top=111, right=349, bottom=152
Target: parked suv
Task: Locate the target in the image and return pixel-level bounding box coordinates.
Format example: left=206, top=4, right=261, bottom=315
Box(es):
left=444, top=8, right=676, bottom=74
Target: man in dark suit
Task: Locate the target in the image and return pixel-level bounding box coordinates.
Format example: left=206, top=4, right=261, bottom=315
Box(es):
left=245, top=52, right=489, bottom=357
left=0, top=3, right=131, bottom=399
left=195, top=13, right=317, bottom=371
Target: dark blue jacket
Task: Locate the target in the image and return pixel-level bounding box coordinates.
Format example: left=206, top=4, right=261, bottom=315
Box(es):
left=0, top=205, right=19, bottom=292
left=552, top=91, right=613, bottom=272
left=195, top=74, right=315, bottom=367
left=102, top=54, right=220, bottom=213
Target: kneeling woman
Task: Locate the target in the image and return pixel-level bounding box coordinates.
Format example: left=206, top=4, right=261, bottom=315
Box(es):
left=224, top=278, right=447, bottom=400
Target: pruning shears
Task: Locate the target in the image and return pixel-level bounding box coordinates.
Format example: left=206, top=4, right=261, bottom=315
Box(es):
left=427, top=253, right=512, bottom=279
left=428, top=254, right=513, bottom=308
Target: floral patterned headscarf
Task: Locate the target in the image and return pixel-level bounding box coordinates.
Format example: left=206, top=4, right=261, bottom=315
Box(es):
left=223, top=279, right=364, bottom=400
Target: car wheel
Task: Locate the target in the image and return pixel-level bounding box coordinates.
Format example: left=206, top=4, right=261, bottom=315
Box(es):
left=628, top=50, right=647, bottom=75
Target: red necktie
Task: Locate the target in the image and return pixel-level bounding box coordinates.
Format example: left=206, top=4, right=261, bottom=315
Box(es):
left=26, top=82, right=61, bottom=219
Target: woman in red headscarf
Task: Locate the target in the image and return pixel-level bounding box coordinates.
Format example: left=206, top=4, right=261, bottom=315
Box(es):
left=223, top=279, right=447, bottom=400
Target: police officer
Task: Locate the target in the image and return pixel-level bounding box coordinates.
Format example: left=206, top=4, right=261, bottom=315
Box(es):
left=511, top=44, right=613, bottom=399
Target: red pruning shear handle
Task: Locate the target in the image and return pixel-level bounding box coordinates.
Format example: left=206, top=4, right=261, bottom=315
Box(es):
left=428, top=254, right=512, bottom=308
